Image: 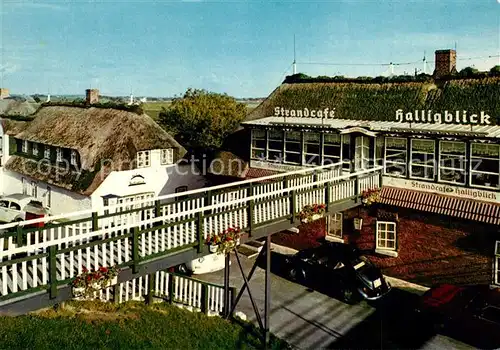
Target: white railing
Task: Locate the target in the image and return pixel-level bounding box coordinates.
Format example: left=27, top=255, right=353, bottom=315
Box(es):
left=0, top=165, right=382, bottom=302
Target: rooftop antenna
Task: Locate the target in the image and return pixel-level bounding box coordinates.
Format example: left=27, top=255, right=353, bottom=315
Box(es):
left=292, top=34, right=297, bottom=75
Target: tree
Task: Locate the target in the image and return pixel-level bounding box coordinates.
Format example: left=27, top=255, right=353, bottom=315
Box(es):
left=458, top=66, right=479, bottom=77
left=490, top=65, right=500, bottom=77
left=158, top=88, right=247, bottom=151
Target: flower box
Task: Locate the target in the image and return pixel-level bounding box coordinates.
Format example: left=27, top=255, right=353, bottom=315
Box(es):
left=72, top=265, right=119, bottom=300
left=206, top=227, right=242, bottom=255
left=301, top=213, right=324, bottom=223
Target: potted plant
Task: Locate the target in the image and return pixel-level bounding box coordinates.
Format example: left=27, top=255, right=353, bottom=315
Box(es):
left=206, top=227, right=242, bottom=255
left=72, top=265, right=119, bottom=300
left=361, top=188, right=380, bottom=206
left=298, top=204, right=326, bottom=223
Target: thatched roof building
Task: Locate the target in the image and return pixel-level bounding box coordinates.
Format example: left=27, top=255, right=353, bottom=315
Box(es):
left=4, top=106, right=186, bottom=195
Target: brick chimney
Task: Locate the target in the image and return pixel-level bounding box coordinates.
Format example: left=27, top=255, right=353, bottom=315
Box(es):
left=433, top=49, right=457, bottom=79
left=0, top=88, right=10, bottom=100
left=85, top=89, right=99, bottom=104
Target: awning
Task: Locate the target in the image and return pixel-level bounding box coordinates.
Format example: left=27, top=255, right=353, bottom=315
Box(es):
left=380, top=186, right=500, bottom=225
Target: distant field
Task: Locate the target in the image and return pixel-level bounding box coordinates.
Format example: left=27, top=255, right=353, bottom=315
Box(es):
left=143, top=100, right=262, bottom=121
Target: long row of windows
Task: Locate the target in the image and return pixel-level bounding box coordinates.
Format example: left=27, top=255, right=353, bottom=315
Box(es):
left=17, top=139, right=79, bottom=167
left=251, top=129, right=343, bottom=166
left=384, top=137, right=500, bottom=189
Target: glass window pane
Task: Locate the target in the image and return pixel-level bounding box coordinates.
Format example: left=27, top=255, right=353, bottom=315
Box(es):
left=324, top=133, right=341, bottom=144
left=304, top=133, right=320, bottom=143
left=305, top=144, right=320, bottom=155
left=269, top=130, right=283, bottom=140
left=285, top=131, right=301, bottom=141
left=324, top=145, right=340, bottom=157
left=268, top=151, right=282, bottom=161
left=252, top=129, right=266, bottom=139
left=285, top=142, right=301, bottom=153
left=268, top=141, right=283, bottom=150
left=285, top=152, right=301, bottom=164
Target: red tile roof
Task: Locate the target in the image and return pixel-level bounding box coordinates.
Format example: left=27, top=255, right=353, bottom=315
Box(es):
left=245, top=167, right=281, bottom=180
left=380, top=186, right=500, bottom=225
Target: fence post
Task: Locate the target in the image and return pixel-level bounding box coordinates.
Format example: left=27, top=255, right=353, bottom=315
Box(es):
left=247, top=185, right=254, bottom=237
left=147, top=273, right=155, bottom=305
left=48, top=245, right=58, bottom=299
left=354, top=176, right=360, bottom=197
left=201, top=284, right=209, bottom=314
left=325, top=181, right=331, bottom=212
left=290, top=190, right=296, bottom=224
left=132, top=227, right=140, bottom=274
left=230, top=286, right=236, bottom=314
left=16, top=225, right=23, bottom=247
left=113, top=283, right=120, bottom=304
left=196, top=212, right=204, bottom=253
left=91, top=212, right=99, bottom=231
left=168, top=273, right=175, bottom=304
left=154, top=200, right=161, bottom=217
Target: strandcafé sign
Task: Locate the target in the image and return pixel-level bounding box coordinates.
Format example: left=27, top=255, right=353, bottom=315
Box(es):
left=383, top=177, right=500, bottom=204
left=396, top=109, right=492, bottom=125
left=274, top=107, right=336, bottom=119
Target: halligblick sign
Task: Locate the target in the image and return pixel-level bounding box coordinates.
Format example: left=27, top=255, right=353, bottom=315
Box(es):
left=396, top=109, right=492, bottom=125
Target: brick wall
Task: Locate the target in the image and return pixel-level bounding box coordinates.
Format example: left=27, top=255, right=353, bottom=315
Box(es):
left=342, top=206, right=496, bottom=287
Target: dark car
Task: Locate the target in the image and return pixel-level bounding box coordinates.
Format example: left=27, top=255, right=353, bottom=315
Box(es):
left=416, top=284, right=500, bottom=348
left=285, top=242, right=391, bottom=303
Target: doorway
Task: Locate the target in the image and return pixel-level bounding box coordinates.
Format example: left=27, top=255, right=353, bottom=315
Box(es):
left=354, top=136, right=371, bottom=171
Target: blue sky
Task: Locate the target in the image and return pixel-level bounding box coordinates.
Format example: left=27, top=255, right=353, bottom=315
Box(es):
left=1, top=0, right=499, bottom=97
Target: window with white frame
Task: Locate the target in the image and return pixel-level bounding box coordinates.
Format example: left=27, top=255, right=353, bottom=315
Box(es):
left=267, top=130, right=284, bottom=162
left=439, top=141, right=466, bottom=184
left=410, top=139, right=435, bottom=180
left=22, top=140, right=28, bottom=153
left=56, top=147, right=63, bottom=162
left=470, top=143, right=499, bottom=189
left=323, top=133, right=341, bottom=165
left=327, top=212, right=343, bottom=239
left=31, top=181, right=37, bottom=198
left=70, top=150, right=77, bottom=166
left=32, top=143, right=39, bottom=157
left=304, top=133, right=321, bottom=166
left=385, top=137, right=407, bottom=176
left=44, top=146, right=50, bottom=160
left=342, top=135, right=351, bottom=171
left=22, top=177, right=28, bottom=195
left=137, top=151, right=151, bottom=168
left=251, top=129, right=266, bottom=160
left=161, top=148, right=174, bottom=165
left=354, top=136, right=371, bottom=170
left=376, top=221, right=397, bottom=251
left=284, top=131, right=301, bottom=164
left=46, top=186, right=52, bottom=208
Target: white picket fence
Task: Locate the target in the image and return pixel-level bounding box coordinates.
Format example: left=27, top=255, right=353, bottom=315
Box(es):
left=0, top=164, right=382, bottom=303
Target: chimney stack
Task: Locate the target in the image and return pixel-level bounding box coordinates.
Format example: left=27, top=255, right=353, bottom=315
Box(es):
left=433, top=49, right=457, bottom=79
left=85, top=89, right=99, bottom=104
left=0, top=88, right=10, bottom=100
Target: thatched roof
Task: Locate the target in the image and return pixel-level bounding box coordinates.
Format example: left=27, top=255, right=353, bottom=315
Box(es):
left=246, top=77, right=500, bottom=124
left=5, top=106, right=186, bottom=195
left=1, top=118, right=29, bottom=135
left=0, top=98, right=40, bottom=117
left=208, top=151, right=248, bottom=178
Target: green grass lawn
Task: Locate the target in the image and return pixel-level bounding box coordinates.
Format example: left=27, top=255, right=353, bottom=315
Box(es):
left=0, top=301, right=289, bottom=350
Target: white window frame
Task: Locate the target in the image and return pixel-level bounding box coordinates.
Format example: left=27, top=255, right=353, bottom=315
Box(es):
left=284, top=131, right=301, bottom=165
left=384, top=137, right=407, bottom=177
left=470, top=143, right=500, bottom=190
left=323, top=133, right=342, bottom=165
left=250, top=129, right=266, bottom=160
left=410, top=138, right=435, bottom=180
left=303, top=132, right=321, bottom=166
left=32, top=143, right=39, bottom=157
left=137, top=151, right=151, bottom=168
left=327, top=212, right=343, bottom=242
left=56, top=147, right=63, bottom=162
left=46, top=186, right=52, bottom=208
left=375, top=221, right=398, bottom=257
left=22, top=177, right=28, bottom=195
left=267, top=129, right=284, bottom=163
left=438, top=140, right=466, bottom=185
left=70, top=150, right=77, bottom=166
left=160, top=148, right=174, bottom=165
left=31, top=181, right=37, bottom=198
left=22, top=140, right=28, bottom=153
left=44, top=146, right=50, bottom=160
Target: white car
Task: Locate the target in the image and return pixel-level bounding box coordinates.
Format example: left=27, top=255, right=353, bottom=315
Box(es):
left=0, top=194, right=50, bottom=225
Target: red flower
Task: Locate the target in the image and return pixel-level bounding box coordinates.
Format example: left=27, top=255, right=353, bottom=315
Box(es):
left=99, top=267, right=108, bottom=273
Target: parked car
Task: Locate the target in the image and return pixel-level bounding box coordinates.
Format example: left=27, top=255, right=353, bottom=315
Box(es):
left=416, top=284, right=500, bottom=348
left=0, top=194, right=50, bottom=226
left=169, top=253, right=228, bottom=276
left=285, top=242, right=391, bottom=303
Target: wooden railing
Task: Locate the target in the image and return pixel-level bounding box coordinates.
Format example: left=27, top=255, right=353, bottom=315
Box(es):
left=82, top=270, right=233, bottom=315
left=0, top=163, right=382, bottom=305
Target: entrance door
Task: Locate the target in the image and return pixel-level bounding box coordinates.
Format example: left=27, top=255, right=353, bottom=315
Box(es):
left=354, top=136, right=371, bottom=171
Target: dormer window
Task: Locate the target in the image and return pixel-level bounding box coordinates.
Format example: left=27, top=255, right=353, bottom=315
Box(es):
left=33, top=143, right=39, bottom=157
left=161, top=149, right=174, bottom=165
left=56, top=147, right=62, bottom=162
left=70, top=150, right=77, bottom=166
left=44, top=147, right=50, bottom=160
left=137, top=151, right=151, bottom=168
left=22, top=140, right=28, bottom=153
